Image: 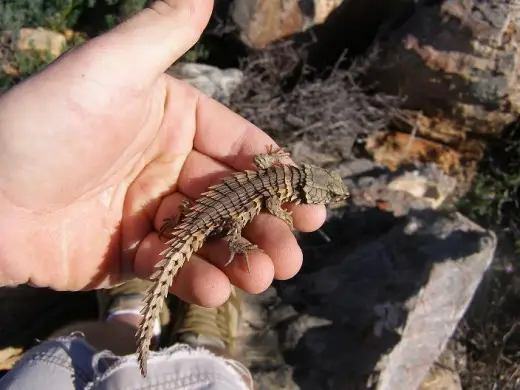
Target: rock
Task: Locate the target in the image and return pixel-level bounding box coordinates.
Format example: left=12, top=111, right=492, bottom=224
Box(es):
left=15, top=28, right=67, bottom=58
left=392, top=112, right=486, bottom=160
left=231, top=0, right=304, bottom=48
left=237, top=210, right=496, bottom=389
left=314, top=0, right=344, bottom=23
left=166, top=63, right=243, bottom=105
left=335, top=158, right=458, bottom=216
left=388, top=175, right=437, bottom=200
left=365, top=130, right=462, bottom=174
left=286, top=0, right=433, bottom=72
left=62, top=29, right=75, bottom=41
left=1, top=63, right=18, bottom=77
left=387, top=166, right=457, bottom=209
left=231, top=0, right=344, bottom=48
left=373, top=213, right=495, bottom=390
left=288, top=140, right=341, bottom=166
left=369, top=0, right=520, bottom=137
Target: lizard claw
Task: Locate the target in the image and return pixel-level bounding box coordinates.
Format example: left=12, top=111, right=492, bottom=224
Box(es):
left=253, top=144, right=291, bottom=169
left=159, top=216, right=178, bottom=238
left=158, top=200, right=192, bottom=238
left=226, top=241, right=263, bottom=273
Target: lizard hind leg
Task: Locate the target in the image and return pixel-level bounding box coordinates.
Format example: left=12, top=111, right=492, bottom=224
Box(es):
left=159, top=199, right=192, bottom=238
left=224, top=223, right=263, bottom=273
left=253, top=144, right=291, bottom=169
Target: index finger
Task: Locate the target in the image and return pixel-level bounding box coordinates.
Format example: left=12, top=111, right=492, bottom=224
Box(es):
left=193, top=88, right=280, bottom=170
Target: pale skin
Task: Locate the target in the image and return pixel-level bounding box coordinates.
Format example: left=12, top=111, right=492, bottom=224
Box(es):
left=0, top=0, right=326, bottom=308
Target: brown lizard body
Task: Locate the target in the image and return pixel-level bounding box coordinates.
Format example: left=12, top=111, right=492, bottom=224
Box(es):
left=136, top=146, right=349, bottom=376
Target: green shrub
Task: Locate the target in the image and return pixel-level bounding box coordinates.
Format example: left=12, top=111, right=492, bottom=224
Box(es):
left=456, top=119, right=520, bottom=252
left=0, top=0, right=82, bottom=31
left=0, top=0, right=147, bottom=33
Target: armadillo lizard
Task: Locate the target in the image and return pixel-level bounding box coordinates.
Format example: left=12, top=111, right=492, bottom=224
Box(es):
left=136, top=145, right=349, bottom=376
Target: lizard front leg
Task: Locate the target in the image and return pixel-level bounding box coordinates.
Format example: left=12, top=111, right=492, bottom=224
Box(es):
left=159, top=199, right=192, bottom=238
left=266, top=196, right=294, bottom=230
left=253, top=144, right=291, bottom=169
left=224, top=218, right=264, bottom=273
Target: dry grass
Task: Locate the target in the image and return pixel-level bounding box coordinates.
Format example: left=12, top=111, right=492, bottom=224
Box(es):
left=229, top=42, right=404, bottom=159
left=456, top=255, right=520, bottom=389
left=454, top=120, right=520, bottom=389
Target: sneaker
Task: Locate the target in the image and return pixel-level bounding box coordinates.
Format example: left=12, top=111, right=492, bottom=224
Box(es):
left=168, top=286, right=241, bottom=357
left=96, top=278, right=171, bottom=344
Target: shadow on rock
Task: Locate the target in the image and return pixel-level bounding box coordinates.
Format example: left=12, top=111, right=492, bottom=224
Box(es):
left=241, top=208, right=496, bottom=390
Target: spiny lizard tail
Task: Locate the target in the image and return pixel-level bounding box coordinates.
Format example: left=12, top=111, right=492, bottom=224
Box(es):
left=136, top=226, right=207, bottom=377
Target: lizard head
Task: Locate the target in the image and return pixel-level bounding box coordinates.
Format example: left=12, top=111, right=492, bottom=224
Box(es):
left=300, top=164, right=350, bottom=205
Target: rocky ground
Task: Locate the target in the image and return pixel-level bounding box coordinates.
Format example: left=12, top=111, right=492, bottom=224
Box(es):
left=0, top=1, right=519, bottom=389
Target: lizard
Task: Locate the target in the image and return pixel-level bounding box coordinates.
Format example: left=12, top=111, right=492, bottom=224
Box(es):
left=136, top=145, right=350, bottom=376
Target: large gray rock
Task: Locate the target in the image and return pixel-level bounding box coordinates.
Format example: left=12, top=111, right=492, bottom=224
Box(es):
left=375, top=213, right=495, bottom=390
left=237, top=210, right=496, bottom=389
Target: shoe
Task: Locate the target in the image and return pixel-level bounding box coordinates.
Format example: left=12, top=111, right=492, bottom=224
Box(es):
left=168, top=286, right=241, bottom=356
left=96, top=278, right=171, bottom=337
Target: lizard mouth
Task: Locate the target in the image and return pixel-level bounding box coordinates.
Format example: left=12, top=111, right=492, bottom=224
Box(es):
left=331, top=193, right=350, bottom=203
left=327, top=198, right=349, bottom=209
left=335, top=192, right=350, bottom=201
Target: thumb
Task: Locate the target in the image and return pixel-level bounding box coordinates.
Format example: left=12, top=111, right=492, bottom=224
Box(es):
left=61, top=0, right=213, bottom=87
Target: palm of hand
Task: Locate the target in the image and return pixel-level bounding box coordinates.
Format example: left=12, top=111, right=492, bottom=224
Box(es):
left=0, top=1, right=325, bottom=307
left=0, top=67, right=190, bottom=285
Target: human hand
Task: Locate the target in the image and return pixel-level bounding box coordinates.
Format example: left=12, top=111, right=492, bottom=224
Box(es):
left=0, top=0, right=326, bottom=307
